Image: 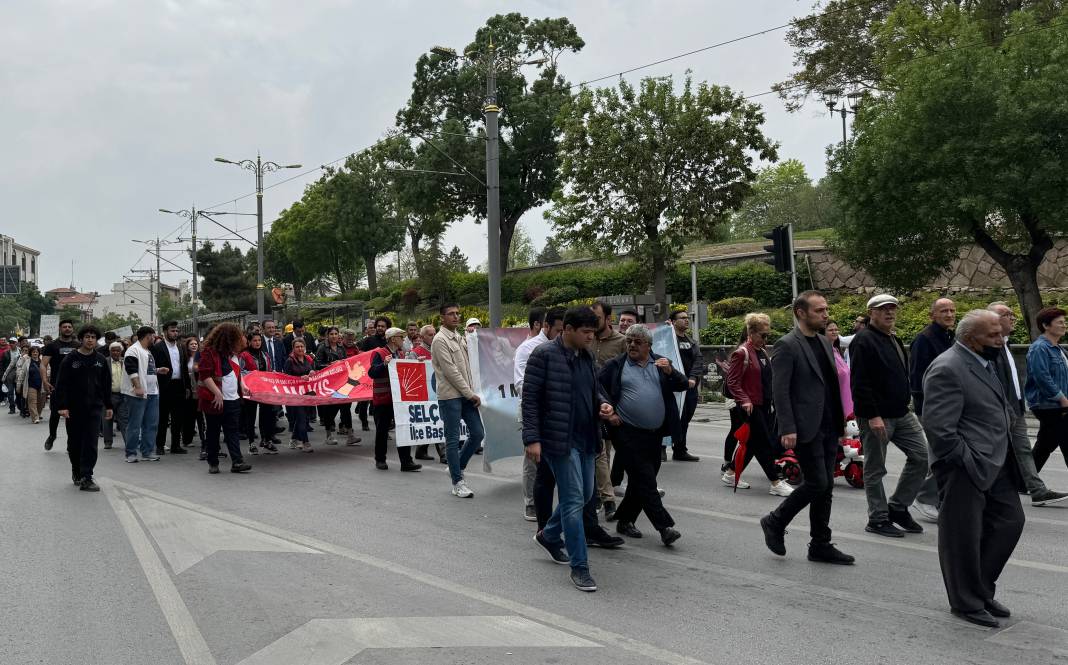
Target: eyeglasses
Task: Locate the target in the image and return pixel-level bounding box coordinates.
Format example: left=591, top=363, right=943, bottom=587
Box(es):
left=626, top=339, right=649, bottom=346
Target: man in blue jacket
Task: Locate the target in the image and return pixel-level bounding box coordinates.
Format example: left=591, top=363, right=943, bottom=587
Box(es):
left=523, top=306, right=616, bottom=592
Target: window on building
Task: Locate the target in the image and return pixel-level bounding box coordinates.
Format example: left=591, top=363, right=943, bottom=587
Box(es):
left=21, top=257, right=26, bottom=272
left=30, top=257, right=35, bottom=274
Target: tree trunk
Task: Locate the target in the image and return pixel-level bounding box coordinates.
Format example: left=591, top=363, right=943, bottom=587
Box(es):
left=652, top=253, right=668, bottom=322
left=364, top=256, right=378, bottom=295
left=971, top=221, right=1052, bottom=340
left=409, top=227, right=425, bottom=279
left=499, top=212, right=521, bottom=273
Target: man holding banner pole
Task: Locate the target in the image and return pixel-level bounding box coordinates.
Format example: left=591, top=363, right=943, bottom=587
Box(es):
left=431, top=304, right=485, bottom=499
left=367, top=328, right=421, bottom=472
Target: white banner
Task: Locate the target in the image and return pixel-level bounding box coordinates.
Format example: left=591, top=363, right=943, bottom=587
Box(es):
left=651, top=324, right=685, bottom=446
left=39, top=314, right=59, bottom=338
left=109, top=325, right=133, bottom=339
left=468, top=328, right=530, bottom=467
left=388, top=359, right=467, bottom=448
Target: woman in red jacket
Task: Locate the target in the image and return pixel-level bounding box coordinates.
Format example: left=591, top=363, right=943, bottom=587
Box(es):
left=723, top=313, right=793, bottom=497
left=197, top=323, right=252, bottom=475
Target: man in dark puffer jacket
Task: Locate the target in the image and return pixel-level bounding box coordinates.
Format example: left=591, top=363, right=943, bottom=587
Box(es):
left=523, top=306, right=617, bottom=593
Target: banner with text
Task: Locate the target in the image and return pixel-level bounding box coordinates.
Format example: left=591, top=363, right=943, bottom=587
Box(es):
left=468, top=328, right=530, bottom=467
left=39, top=314, right=59, bottom=338
left=243, top=351, right=374, bottom=406
left=388, top=359, right=467, bottom=448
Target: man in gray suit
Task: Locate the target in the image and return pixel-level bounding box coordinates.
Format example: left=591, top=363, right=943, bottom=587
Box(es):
left=760, top=291, right=851, bottom=564
left=922, top=309, right=1024, bottom=628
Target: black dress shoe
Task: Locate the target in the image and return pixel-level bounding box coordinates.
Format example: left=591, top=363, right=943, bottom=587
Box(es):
left=888, top=509, right=923, bottom=534
left=415, top=452, right=434, bottom=461
left=616, top=521, right=643, bottom=538
left=230, top=463, right=251, bottom=473
left=376, top=462, right=389, bottom=470
left=951, top=608, right=999, bottom=628
left=760, top=515, right=787, bottom=556
left=400, top=463, right=422, bottom=472
left=807, top=542, right=855, bottom=565
left=208, top=465, right=220, bottom=474
left=586, top=529, right=625, bottom=549
left=865, top=520, right=905, bottom=538
left=673, top=452, right=700, bottom=462
left=985, top=598, right=1011, bottom=618
left=169, top=447, right=188, bottom=454
left=660, top=527, right=681, bottom=546
left=79, top=478, right=100, bottom=492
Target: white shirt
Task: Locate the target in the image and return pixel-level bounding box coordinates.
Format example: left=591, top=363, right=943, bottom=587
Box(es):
left=1003, top=337, right=1022, bottom=401
left=122, top=343, right=159, bottom=397
left=166, top=340, right=181, bottom=380
left=513, top=330, right=548, bottom=393
left=220, top=356, right=239, bottom=400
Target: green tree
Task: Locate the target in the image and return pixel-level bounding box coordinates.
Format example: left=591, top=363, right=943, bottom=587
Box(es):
left=730, top=159, right=823, bottom=238
left=264, top=193, right=334, bottom=301
left=507, top=223, right=537, bottom=269
left=196, top=241, right=256, bottom=312
left=0, top=298, right=31, bottom=334
left=92, top=311, right=143, bottom=332
left=156, top=293, right=192, bottom=323
left=14, top=282, right=56, bottom=332
left=56, top=304, right=85, bottom=324
left=549, top=74, right=777, bottom=313
left=829, top=4, right=1068, bottom=338
left=397, top=13, right=585, bottom=270
left=536, top=236, right=564, bottom=265
left=774, top=0, right=1064, bottom=110
left=445, top=246, right=470, bottom=274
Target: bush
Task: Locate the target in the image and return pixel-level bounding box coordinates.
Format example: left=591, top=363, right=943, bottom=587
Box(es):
left=700, top=318, right=747, bottom=346
left=366, top=296, right=391, bottom=312
left=530, top=285, right=579, bottom=308
left=522, top=285, right=545, bottom=304
left=710, top=297, right=758, bottom=318
left=457, top=291, right=483, bottom=306
left=401, top=287, right=420, bottom=312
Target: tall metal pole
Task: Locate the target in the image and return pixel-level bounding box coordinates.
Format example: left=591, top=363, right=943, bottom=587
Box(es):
left=840, top=106, right=848, bottom=145
left=787, top=222, right=798, bottom=301
left=190, top=207, right=199, bottom=333
left=255, top=153, right=266, bottom=322
left=155, top=236, right=162, bottom=326
left=484, top=43, right=502, bottom=328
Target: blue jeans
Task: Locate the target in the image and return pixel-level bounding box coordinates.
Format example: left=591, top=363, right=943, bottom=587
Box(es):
left=542, top=447, right=596, bottom=570
left=124, top=394, right=159, bottom=458
left=439, top=397, right=484, bottom=484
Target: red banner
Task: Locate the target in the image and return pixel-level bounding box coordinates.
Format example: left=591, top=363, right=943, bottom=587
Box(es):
left=243, top=351, right=375, bottom=406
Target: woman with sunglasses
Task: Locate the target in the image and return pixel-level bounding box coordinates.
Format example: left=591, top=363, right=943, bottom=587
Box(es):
left=723, top=313, right=793, bottom=497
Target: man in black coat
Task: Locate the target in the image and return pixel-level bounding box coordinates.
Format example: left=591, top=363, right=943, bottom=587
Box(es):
left=54, top=325, right=113, bottom=492
left=283, top=319, right=317, bottom=356
left=150, top=321, right=188, bottom=455
left=599, top=324, right=687, bottom=546
left=760, top=291, right=853, bottom=565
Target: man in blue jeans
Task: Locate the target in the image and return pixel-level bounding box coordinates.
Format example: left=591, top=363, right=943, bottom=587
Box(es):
left=522, top=306, right=615, bottom=592
left=122, top=327, right=161, bottom=463
left=430, top=303, right=485, bottom=498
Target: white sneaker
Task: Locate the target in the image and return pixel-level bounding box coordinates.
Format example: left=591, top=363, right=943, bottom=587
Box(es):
left=325, top=432, right=338, bottom=445
left=452, top=480, right=474, bottom=498
left=721, top=470, right=750, bottom=489
left=769, top=480, right=794, bottom=497
left=912, top=501, right=940, bottom=523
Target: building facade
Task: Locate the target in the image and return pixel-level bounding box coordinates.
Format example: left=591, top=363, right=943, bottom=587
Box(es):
left=94, top=277, right=180, bottom=325
left=0, top=234, right=40, bottom=287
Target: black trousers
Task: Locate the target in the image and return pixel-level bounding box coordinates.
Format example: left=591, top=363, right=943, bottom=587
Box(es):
left=181, top=398, right=204, bottom=446
left=612, top=423, right=674, bottom=530
left=356, top=400, right=370, bottom=427
left=769, top=429, right=838, bottom=544
left=534, top=455, right=600, bottom=532
left=338, top=403, right=352, bottom=431
left=67, top=407, right=101, bottom=481
left=673, top=386, right=698, bottom=454
left=48, top=393, right=62, bottom=438
left=729, top=405, right=781, bottom=482
left=318, top=404, right=339, bottom=432
left=205, top=400, right=243, bottom=465
left=156, top=380, right=185, bottom=452
left=1032, top=407, right=1068, bottom=471
left=935, top=460, right=1024, bottom=613
left=373, top=403, right=413, bottom=464
left=722, top=405, right=743, bottom=470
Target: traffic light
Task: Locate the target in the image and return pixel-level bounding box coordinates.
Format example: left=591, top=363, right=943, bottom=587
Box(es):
left=762, top=225, right=790, bottom=273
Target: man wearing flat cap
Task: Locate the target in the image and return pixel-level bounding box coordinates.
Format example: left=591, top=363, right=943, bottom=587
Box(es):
left=849, top=293, right=930, bottom=538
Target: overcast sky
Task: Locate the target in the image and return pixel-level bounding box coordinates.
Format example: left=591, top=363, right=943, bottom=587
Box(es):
left=2, top=0, right=840, bottom=294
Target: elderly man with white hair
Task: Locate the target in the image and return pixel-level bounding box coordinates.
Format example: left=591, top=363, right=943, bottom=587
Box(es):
left=922, top=309, right=1025, bottom=627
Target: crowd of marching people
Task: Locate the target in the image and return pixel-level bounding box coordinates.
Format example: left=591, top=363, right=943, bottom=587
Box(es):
left=4, top=292, right=1068, bottom=619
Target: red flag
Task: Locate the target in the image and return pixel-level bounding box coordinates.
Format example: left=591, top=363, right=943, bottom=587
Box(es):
left=732, top=422, right=750, bottom=493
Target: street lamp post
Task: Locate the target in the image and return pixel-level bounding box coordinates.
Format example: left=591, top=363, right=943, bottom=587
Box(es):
left=821, top=89, right=862, bottom=146
left=214, top=154, right=301, bottom=321
left=429, top=44, right=545, bottom=328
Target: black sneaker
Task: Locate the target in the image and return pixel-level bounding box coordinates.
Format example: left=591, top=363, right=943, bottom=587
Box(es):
left=534, top=531, right=569, bottom=565
left=400, top=463, right=422, bottom=472
left=807, top=542, right=855, bottom=565
left=376, top=462, right=389, bottom=470
left=361, top=423, right=370, bottom=432
left=888, top=509, right=923, bottom=534
left=586, top=528, right=625, bottom=549
left=79, top=478, right=100, bottom=492
left=230, top=463, right=251, bottom=473
left=570, top=566, right=597, bottom=592
left=672, top=451, right=700, bottom=462
left=169, top=447, right=188, bottom=454
left=1032, top=489, right=1068, bottom=506
left=865, top=520, right=905, bottom=538
left=72, top=475, right=82, bottom=486
left=616, top=521, right=642, bottom=538
left=208, top=465, right=220, bottom=474
left=660, top=527, right=681, bottom=546
left=44, top=435, right=54, bottom=451
left=760, top=515, right=786, bottom=556
left=603, top=500, right=617, bottom=522
left=198, top=450, right=208, bottom=461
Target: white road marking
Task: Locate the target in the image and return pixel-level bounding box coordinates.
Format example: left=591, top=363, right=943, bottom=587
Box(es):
left=128, top=495, right=318, bottom=574
left=103, top=485, right=218, bottom=665
left=106, top=479, right=714, bottom=665
left=987, top=620, right=1068, bottom=656
left=237, top=616, right=599, bottom=665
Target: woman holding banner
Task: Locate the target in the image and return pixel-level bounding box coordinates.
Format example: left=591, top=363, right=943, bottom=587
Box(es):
left=197, top=323, right=252, bottom=475
left=242, top=332, right=279, bottom=455
left=285, top=339, right=315, bottom=453
left=314, top=327, right=345, bottom=445
left=367, top=328, right=422, bottom=472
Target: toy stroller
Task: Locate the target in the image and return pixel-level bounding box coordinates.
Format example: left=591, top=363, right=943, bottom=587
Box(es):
left=835, top=418, right=865, bottom=488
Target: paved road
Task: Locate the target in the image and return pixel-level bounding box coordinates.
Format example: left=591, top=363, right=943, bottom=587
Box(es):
left=3, top=405, right=1068, bottom=665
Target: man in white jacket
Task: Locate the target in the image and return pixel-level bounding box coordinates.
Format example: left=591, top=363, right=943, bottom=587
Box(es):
left=122, top=327, right=161, bottom=463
